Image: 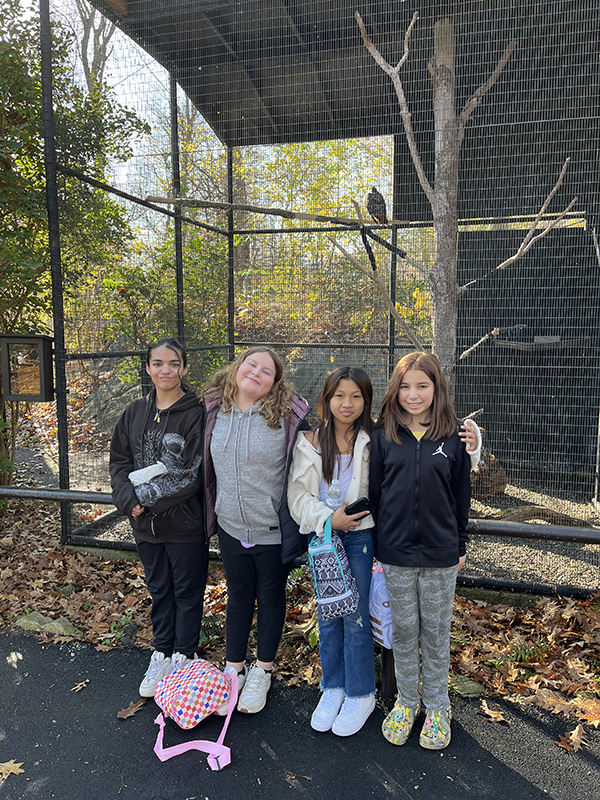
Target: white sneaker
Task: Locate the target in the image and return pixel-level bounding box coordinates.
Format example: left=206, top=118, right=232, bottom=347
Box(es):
left=138, top=651, right=173, bottom=697
left=237, top=665, right=272, bottom=714
left=331, top=694, right=376, bottom=737
left=170, top=651, right=197, bottom=672
left=311, top=688, right=345, bottom=732
left=214, top=665, right=247, bottom=717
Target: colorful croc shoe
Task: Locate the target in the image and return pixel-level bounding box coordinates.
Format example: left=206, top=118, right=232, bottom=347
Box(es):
left=382, top=699, right=421, bottom=746
left=419, top=706, right=452, bottom=750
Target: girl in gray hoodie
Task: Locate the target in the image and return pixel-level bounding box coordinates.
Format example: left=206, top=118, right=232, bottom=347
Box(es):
left=203, top=347, right=310, bottom=715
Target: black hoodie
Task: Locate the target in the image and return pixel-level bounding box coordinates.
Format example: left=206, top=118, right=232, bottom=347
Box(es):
left=369, top=425, right=471, bottom=568
left=109, top=387, right=205, bottom=544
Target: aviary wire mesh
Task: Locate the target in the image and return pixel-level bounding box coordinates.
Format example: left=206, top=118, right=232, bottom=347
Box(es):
left=30, top=0, right=600, bottom=592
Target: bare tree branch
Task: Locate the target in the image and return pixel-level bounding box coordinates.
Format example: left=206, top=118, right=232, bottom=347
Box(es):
left=458, top=40, right=517, bottom=141
left=146, top=196, right=360, bottom=227
left=457, top=159, right=577, bottom=295
left=355, top=11, right=437, bottom=212
left=74, top=0, right=116, bottom=90
left=495, top=199, right=578, bottom=272
left=351, top=199, right=365, bottom=225
left=327, top=235, right=425, bottom=350
left=459, top=328, right=500, bottom=361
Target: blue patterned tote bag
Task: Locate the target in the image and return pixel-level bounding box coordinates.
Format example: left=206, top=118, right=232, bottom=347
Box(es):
left=308, top=516, right=359, bottom=621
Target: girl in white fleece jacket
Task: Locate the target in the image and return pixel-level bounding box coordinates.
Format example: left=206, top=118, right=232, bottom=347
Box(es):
left=288, top=367, right=378, bottom=737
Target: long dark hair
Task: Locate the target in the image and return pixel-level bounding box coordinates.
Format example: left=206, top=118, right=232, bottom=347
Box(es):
left=317, top=366, right=373, bottom=484
left=376, top=351, right=458, bottom=444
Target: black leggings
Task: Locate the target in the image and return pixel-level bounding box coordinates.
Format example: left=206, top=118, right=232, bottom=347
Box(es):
left=218, top=527, right=292, bottom=664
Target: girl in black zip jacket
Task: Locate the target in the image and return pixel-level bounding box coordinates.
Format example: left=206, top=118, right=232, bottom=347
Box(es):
left=110, top=338, right=207, bottom=698
left=369, top=352, right=471, bottom=752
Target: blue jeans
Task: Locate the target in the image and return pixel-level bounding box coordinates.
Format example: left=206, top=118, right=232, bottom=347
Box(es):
left=318, top=529, right=376, bottom=698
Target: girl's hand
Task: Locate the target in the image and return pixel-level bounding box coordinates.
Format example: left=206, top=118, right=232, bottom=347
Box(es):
left=459, top=419, right=477, bottom=451
left=330, top=504, right=369, bottom=532
left=457, top=554, right=466, bottom=572
left=131, top=504, right=145, bottom=518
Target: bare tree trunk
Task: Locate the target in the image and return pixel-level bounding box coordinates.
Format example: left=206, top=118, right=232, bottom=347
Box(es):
left=428, top=19, right=460, bottom=391
left=74, top=0, right=115, bottom=91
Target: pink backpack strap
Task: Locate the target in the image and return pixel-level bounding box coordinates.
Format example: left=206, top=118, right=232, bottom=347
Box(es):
left=153, top=672, right=238, bottom=771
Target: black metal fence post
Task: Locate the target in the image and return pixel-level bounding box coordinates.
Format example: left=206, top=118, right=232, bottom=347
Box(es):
left=170, top=73, right=185, bottom=346
left=39, top=0, right=71, bottom=544
left=227, top=148, right=235, bottom=361
left=388, top=133, right=402, bottom=377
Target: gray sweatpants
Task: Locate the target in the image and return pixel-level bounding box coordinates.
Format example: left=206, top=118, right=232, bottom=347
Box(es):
left=381, top=563, right=458, bottom=712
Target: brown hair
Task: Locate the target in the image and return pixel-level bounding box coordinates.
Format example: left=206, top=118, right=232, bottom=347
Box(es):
left=376, top=352, right=459, bottom=444
left=316, top=366, right=373, bottom=484
left=204, top=346, right=293, bottom=428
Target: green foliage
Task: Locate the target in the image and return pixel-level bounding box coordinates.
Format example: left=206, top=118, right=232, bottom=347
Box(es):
left=229, top=138, right=432, bottom=347
left=485, top=636, right=550, bottom=668
left=0, top=0, right=49, bottom=336
left=0, top=1, right=152, bottom=486
left=0, top=0, right=150, bottom=339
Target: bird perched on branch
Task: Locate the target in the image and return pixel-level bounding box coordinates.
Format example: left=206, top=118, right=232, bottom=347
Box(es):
left=366, top=186, right=388, bottom=225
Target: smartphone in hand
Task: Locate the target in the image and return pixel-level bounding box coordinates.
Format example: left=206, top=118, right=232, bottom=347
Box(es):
left=344, top=496, right=372, bottom=517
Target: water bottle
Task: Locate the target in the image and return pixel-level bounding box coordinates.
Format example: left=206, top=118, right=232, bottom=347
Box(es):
left=325, top=479, right=344, bottom=510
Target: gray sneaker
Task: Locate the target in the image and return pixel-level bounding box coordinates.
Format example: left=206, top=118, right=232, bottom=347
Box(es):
left=138, top=651, right=173, bottom=697
left=237, top=665, right=272, bottom=714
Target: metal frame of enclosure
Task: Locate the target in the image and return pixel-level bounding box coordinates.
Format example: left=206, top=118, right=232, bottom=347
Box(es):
left=3, top=0, right=599, bottom=597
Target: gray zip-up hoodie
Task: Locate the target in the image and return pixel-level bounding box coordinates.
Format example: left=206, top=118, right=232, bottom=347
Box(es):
left=202, top=391, right=311, bottom=561
left=210, top=404, right=286, bottom=544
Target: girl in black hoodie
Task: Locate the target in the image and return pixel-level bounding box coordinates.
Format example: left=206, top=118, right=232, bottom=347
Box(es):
left=110, top=338, right=207, bottom=697
left=369, top=352, right=471, bottom=752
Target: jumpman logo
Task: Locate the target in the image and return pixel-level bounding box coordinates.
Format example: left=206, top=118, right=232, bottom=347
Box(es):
left=432, top=442, right=448, bottom=458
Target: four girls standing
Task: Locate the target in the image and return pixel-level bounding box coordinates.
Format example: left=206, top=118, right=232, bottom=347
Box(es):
left=111, top=340, right=478, bottom=747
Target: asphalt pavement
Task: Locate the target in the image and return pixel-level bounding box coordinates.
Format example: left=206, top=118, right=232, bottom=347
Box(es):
left=1, top=629, right=599, bottom=800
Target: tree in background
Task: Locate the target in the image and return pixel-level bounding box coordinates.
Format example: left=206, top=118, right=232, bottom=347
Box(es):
left=352, top=11, right=575, bottom=391
left=0, top=0, right=148, bottom=484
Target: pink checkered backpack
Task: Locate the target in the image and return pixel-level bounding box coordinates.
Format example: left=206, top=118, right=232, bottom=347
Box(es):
left=153, top=659, right=238, bottom=771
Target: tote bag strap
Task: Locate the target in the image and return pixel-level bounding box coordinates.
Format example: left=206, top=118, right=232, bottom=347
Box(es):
left=153, top=672, right=239, bottom=771
left=322, top=514, right=333, bottom=545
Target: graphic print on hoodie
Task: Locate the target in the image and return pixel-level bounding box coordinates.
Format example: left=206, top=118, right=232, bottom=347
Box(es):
left=135, top=429, right=202, bottom=508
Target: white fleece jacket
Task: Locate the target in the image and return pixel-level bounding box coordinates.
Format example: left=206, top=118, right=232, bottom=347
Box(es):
left=287, top=430, right=373, bottom=537
left=287, top=423, right=481, bottom=539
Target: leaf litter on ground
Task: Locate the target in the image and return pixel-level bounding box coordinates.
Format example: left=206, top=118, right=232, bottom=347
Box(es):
left=1, top=498, right=600, bottom=748
left=0, top=760, right=25, bottom=780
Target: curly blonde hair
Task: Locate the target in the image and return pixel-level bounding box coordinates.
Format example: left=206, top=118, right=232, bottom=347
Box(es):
left=204, top=347, right=293, bottom=428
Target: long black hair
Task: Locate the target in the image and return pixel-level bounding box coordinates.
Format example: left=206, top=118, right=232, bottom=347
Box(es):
left=317, top=366, right=373, bottom=484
